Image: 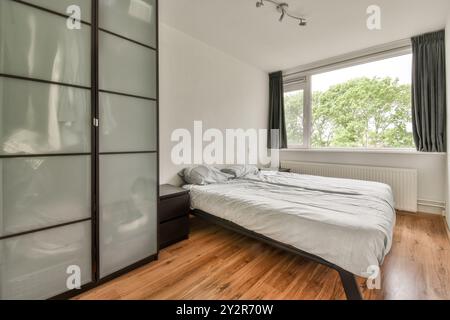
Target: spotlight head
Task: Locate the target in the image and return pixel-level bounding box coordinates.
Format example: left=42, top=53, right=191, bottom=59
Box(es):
left=256, top=0, right=264, bottom=8
left=299, top=19, right=307, bottom=26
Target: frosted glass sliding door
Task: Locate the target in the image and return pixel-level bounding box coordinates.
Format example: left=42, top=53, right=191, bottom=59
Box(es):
left=0, top=0, right=91, bottom=86
left=99, top=32, right=157, bottom=98
left=99, top=93, right=157, bottom=153
left=0, top=222, right=92, bottom=300
left=99, top=0, right=156, bottom=48
left=21, top=0, right=92, bottom=22
left=0, top=0, right=93, bottom=299
left=0, top=157, right=91, bottom=237
left=98, top=0, right=158, bottom=278
left=0, top=77, right=91, bottom=155
left=99, top=154, right=157, bottom=277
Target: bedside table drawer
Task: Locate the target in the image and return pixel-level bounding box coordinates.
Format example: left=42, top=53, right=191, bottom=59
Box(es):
left=159, top=216, right=189, bottom=249
left=159, top=193, right=190, bottom=223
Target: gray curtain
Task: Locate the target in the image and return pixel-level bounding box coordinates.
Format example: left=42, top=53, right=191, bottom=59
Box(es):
left=412, top=30, right=447, bottom=152
left=268, top=71, right=287, bottom=149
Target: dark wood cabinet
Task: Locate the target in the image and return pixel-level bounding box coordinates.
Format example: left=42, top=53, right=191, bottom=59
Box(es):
left=159, top=184, right=190, bottom=249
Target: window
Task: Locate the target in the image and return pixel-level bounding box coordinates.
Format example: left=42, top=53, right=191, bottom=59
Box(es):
left=284, top=51, right=415, bottom=150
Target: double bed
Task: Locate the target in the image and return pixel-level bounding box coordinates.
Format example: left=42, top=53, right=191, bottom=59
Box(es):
left=183, top=168, right=396, bottom=300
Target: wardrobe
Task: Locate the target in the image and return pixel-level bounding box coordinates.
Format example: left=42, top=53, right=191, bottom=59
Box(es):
left=0, top=0, right=159, bottom=299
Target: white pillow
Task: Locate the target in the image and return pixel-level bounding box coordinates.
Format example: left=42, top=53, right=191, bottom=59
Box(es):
left=220, top=165, right=259, bottom=178
left=179, top=165, right=233, bottom=185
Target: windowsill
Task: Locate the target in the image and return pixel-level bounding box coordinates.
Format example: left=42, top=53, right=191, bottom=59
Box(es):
left=282, top=148, right=447, bottom=156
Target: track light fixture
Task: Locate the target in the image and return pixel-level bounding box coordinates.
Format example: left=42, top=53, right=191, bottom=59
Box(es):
left=256, top=0, right=307, bottom=27
left=279, top=8, right=285, bottom=22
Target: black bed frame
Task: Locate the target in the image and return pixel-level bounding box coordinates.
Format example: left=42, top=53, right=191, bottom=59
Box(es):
left=192, top=209, right=363, bottom=300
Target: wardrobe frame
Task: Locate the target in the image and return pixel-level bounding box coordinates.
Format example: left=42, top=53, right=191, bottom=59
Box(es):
left=0, top=0, right=160, bottom=300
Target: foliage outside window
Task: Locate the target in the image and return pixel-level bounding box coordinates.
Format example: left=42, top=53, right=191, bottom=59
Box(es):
left=285, top=90, right=304, bottom=146
left=284, top=53, right=415, bottom=150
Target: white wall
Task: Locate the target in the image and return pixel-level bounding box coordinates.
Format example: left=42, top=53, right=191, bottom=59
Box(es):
left=446, top=17, right=450, bottom=228
left=281, top=150, right=446, bottom=214
left=159, top=24, right=269, bottom=185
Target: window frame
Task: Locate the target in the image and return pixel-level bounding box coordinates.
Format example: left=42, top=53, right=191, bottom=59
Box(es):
left=283, top=44, right=416, bottom=152
left=283, top=78, right=310, bottom=149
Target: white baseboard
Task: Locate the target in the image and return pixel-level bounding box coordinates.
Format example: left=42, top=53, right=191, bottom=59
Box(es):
left=417, top=199, right=446, bottom=215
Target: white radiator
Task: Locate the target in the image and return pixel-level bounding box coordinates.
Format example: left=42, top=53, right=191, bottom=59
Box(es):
left=281, top=161, right=418, bottom=212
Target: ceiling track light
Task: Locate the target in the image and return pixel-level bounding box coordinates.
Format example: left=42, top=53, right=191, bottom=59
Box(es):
left=277, top=3, right=288, bottom=22
left=256, top=0, right=307, bottom=27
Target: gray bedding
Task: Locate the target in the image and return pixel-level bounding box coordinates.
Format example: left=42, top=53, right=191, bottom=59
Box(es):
left=185, top=171, right=396, bottom=277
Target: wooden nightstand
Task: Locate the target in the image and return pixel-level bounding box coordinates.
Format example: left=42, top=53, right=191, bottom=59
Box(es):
left=159, top=184, right=190, bottom=249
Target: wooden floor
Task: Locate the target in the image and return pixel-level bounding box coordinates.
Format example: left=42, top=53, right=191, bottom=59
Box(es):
left=77, top=212, right=450, bottom=300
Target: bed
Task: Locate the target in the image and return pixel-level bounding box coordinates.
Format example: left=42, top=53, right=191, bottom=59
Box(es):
left=183, top=168, right=396, bottom=300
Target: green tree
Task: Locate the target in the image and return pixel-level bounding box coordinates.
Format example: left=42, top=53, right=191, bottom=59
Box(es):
left=284, top=77, right=414, bottom=148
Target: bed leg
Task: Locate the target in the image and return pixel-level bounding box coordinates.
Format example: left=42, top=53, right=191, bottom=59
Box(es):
left=338, top=270, right=363, bottom=300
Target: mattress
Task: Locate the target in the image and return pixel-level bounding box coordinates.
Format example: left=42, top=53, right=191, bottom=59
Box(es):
left=185, top=171, right=396, bottom=277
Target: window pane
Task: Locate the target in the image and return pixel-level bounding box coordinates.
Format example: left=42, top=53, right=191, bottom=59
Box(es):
left=0, top=77, right=91, bottom=155
left=99, top=93, right=157, bottom=153
left=0, top=156, right=91, bottom=237
left=99, top=0, right=156, bottom=48
left=99, top=31, right=157, bottom=98
left=311, top=54, right=414, bottom=149
left=21, top=0, right=92, bottom=22
left=284, top=90, right=304, bottom=146
left=1, top=221, right=92, bottom=300
left=0, top=0, right=91, bottom=87
left=99, top=153, right=157, bottom=278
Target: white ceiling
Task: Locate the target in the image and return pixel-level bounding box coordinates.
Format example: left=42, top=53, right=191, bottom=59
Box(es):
left=160, top=0, right=450, bottom=72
